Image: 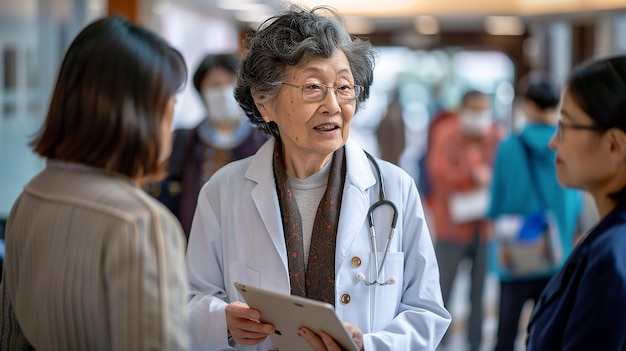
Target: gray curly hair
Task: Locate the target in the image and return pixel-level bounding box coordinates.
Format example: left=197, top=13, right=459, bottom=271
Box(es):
left=234, top=5, right=376, bottom=136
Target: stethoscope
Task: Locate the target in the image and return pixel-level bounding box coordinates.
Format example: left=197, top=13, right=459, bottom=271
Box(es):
left=355, top=151, right=399, bottom=286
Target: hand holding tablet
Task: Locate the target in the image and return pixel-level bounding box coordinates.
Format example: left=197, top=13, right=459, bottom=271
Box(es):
left=224, top=301, right=275, bottom=346
left=234, top=282, right=360, bottom=351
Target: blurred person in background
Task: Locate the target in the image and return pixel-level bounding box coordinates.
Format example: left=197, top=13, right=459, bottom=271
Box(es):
left=417, top=108, right=455, bottom=216
left=526, top=55, right=626, bottom=350
left=0, top=16, right=189, bottom=350
left=487, top=77, right=583, bottom=351
left=376, top=89, right=405, bottom=166
left=146, top=53, right=266, bottom=238
left=427, top=90, right=504, bottom=351
left=185, top=5, right=451, bottom=350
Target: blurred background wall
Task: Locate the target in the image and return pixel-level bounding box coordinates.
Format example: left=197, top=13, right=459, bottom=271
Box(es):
left=1, top=0, right=623, bottom=220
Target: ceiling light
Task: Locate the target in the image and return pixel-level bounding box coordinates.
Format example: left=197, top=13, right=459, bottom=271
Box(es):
left=484, top=16, right=525, bottom=35
left=414, top=16, right=439, bottom=35
left=289, top=0, right=416, bottom=16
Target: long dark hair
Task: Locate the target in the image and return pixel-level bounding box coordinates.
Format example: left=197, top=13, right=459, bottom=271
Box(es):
left=32, top=16, right=187, bottom=178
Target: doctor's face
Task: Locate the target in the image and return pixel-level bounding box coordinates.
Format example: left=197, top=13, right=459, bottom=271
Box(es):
left=257, top=51, right=356, bottom=165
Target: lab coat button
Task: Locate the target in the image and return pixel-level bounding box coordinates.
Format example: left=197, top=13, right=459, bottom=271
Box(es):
left=341, top=294, right=351, bottom=304
left=351, top=256, right=362, bottom=268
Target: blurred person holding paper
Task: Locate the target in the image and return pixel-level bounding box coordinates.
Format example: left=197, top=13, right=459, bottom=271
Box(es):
left=426, top=90, right=504, bottom=351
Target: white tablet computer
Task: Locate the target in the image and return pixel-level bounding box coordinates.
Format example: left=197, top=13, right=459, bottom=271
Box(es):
left=234, top=282, right=359, bottom=351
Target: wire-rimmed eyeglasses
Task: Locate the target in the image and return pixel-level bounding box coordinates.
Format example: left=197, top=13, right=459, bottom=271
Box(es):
left=557, top=120, right=605, bottom=142
left=282, top=82, right=362, bottom=103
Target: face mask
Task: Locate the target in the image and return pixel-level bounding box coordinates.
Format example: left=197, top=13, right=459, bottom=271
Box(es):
left=202, top=85, right=242, bottom=124
left=459, top=110, right=492, bottom=136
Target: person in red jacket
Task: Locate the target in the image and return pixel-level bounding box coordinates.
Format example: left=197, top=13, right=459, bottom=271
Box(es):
left=427, top=90, right=504, bottom=351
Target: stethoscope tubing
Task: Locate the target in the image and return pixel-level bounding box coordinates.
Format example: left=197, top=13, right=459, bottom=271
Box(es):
left=362, top=151, right=399, bottom=286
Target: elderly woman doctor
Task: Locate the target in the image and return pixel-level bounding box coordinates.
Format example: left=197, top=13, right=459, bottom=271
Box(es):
left=186, top=5, right=451, bottom=351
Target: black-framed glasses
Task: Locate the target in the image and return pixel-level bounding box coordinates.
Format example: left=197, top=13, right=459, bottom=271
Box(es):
left=282, top=82, right=362, bottom=103
left=557, top=120, right=605, bottom=142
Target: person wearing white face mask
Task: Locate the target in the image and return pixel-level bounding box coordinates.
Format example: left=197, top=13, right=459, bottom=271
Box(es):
left=146, top=53, right=267, bottom=238
left=426, top=90, right=504, bottom=351
left=458, top=108, right=493, bottom=137
left=203, top=84, right=242, bottom=131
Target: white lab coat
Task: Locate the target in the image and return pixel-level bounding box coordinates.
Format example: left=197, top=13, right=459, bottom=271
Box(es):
left=186, top=138, right=451, bottom=351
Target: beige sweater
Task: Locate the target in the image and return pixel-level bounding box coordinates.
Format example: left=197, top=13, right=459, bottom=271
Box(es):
left=0, top=162, right=189, bottom=350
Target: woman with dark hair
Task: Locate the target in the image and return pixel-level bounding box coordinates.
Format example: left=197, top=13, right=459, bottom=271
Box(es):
left=186, top=5, right=450, bottom=351
left=526, top=55, right=626, bottom=349
left=488, top=76, right=583, bottom=351
left=147, top=53, right=266, bottom=238
left=0, top=16, right=189, bottom=350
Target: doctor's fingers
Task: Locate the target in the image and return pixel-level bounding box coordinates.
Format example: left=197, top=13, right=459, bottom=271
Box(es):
left=226, top=302, right=275, bottom=344
left=342, top=322, right=364, bottom=350
left=225, top=301, right=262, bottom=320
left=228, top=318, right=274, bottom=337
left=229, top=320, right=274, bottom=346
left=298, top=328, right=343, bottom=351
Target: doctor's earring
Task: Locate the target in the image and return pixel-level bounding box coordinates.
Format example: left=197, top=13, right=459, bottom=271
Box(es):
left=264, top=119, right=278, bottom=137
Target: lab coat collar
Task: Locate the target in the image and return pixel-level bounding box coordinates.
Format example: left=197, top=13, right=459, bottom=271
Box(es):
left=244, top=138, right=377, bottom=189
left=336, top=139, right=378, bottom=268
left=343, top=138, right=378, bottom=192
left=245, top=138, right=287, bottom=267
left=243, top=137, right=378, bottom=271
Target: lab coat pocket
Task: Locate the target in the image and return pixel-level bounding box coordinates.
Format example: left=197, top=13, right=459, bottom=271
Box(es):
left=242, top=264, right=261, bottom=286
left=371, top=251, right=404, bottom=329
left=231, top=264, right=261, bottom=302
